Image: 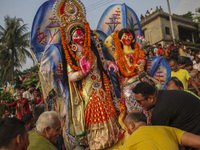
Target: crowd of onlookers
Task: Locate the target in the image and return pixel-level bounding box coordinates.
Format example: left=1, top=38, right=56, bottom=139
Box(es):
left=0, top=82, right=63, bottom=150
left=1, top=41, right=200, bottom=150
left=1, top=83, right=44, bottom=119
left=144, top=40, right=200, bottom=94
left=140, top=6, right=164, bottom=20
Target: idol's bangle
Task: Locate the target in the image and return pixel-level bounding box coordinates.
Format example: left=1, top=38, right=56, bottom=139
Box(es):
left=79, top=70, right=85, bottom=77
left=76, top=70, right=84, bottom=79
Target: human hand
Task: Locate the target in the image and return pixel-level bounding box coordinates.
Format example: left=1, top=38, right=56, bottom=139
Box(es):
left=198, top=91, right=200, bottom=97
left=1, top=100, right=5, bottom=105
left=119, top=109, right=127, bottom=121
left=108, top=62, right=118, bottom=73
left=80, top=56, right=90, bottom=76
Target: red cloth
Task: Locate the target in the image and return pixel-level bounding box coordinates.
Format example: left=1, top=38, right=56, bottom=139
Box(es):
left=167, top=45, right=178, bottom=54
left=31, top=96, right=44, bottom=105
left=157, top=49, right=164, bottom=55
left=9, top=98, right=31, bottom=119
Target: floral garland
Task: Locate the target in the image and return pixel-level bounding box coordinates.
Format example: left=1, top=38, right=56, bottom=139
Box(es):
left=114, top=30, right=144, bottom=77
left=60, top=21, right=93, bottom=71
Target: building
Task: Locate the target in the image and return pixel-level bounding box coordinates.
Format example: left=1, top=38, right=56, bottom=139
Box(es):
left=140, top=9, right=199, bottom=47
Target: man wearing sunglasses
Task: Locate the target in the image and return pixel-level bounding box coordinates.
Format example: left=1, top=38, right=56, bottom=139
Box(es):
left=132, top=82, right=200, bottom=137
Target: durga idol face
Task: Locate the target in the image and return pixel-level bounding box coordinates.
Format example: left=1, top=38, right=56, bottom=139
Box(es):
left=72, top=29, right=85, bottom=45
left=120, top=33, right=134, bottom=46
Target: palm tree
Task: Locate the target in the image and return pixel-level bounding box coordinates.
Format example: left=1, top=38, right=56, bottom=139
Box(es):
left=0, top=15, right=34, bottom=83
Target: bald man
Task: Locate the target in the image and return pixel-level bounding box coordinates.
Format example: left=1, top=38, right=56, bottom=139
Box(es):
left=118, top=111, right=200, bottom=150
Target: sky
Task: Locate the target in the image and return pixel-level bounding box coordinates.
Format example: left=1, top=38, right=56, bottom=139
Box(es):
left=0, top=0, right=200, bottom=70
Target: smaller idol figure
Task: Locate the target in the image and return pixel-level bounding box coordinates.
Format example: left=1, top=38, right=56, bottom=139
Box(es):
left=104, top=28, right=161, bottom=114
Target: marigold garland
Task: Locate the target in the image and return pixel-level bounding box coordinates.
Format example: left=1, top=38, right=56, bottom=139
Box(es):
left=114, top=30, right=145, bottom=77
left=60, top=21, right=93, bottom=71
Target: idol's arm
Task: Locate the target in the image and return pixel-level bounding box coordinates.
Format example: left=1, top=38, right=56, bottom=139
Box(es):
left=68, top=70, right=85, bottom=82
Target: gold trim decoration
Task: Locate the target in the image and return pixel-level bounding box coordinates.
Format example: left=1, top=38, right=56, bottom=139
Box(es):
left=53, top=0, right=86, bottom=41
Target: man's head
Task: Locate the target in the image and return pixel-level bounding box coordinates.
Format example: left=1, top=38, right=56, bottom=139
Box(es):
left=132, top=82, right=157, bottom=111
left=195, top=55, right=200, bottom=63
left=33, top=89, right=40, bottom=97
left=16, top=91, right=23, bottom=101
left=178, top=56, right=187, bottom=69
left=158, top=43, right=162, bottom=49
left=14, top=86, right=20, bottom=92
left=28, top=84, right=35, bottom=93
left=0, top=118, right=29, bottom=150
left=36, top=111, right=61, bottom=144
left=186, top=60, right=193, bottom=71
left=169, top=59, right=179, bottom=72
left=21, top=114, right=35, bottom=131
left=4, top=109, right=11, bottom=118
left=33, top=104, right=45, bottom=121
left=124, top=111, right=147, bottom=135
left=21, top=87, right=26, bottom=93
left=167, top=77, right=184, bottom=90
left=170, top=40, right=174, bottom=46
left=155, top=43, right=158, bottom=48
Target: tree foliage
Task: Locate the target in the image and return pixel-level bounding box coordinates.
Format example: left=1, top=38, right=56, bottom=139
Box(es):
left=0, top=91, right=15, bottom=118
left=181, top=11, right=194, bottom=20
left=181, top=8, right=200, bottom=38
left=0, top=16, right=34, bottom=84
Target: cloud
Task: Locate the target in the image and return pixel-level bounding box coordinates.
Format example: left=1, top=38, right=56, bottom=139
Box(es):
left=173, top=0, right=200, bottom=15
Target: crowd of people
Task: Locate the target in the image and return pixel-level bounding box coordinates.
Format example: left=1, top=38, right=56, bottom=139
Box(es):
left=140, top=6, right=164, bottom=20
left=1, top=0, right=200, bottom=149
left=145, top=40, right=200, bottom=94
left=1, top=40, right=200, bottom=150
left=1, top=84, right=44, bottom=120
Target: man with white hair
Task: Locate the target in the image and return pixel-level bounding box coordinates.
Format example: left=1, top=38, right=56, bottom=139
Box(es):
left=27, top=111, right=61, bottom=150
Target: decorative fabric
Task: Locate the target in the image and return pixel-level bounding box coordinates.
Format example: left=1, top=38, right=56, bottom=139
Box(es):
left=67, top=59, right=120, bottom=149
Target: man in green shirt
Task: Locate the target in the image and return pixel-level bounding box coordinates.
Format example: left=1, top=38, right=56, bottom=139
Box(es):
left=27, top=111, right=61, bottom=150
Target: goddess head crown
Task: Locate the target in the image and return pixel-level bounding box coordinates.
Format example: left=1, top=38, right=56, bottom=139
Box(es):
left=52, top=0, right=86, bottom=41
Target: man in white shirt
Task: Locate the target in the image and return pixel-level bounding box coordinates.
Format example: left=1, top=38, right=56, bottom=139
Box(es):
left=193, top=55, right=200, bottom=71
left=23, top=84, right=35, bottom=111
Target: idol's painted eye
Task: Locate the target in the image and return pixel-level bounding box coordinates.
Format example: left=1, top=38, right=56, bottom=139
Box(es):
left=129, top=36, right=133, bottom=39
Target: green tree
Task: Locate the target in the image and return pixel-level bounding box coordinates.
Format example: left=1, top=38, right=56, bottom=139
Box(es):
left=0, top=91, right=15, bottom=118
left=194, top=7, right=200, bottom=37
left=0, top=16, right=34, bottom=83
left=181, top=11, right=194, bottom=20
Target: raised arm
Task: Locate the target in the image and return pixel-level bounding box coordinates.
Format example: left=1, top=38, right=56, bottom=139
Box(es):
left=1, top=100, right=9, bottom=108
left=189, top=78, right=200, bottom=96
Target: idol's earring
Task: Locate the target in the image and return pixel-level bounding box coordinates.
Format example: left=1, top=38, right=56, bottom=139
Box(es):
left=71, top=41, right=77, bottom=52
left=132, top=39, right=135, bottom=43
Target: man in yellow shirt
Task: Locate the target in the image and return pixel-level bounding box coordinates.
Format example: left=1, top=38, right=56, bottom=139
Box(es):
left=118, top=111, right=200, bottom=150
left=169, top=59, right=200, bottom=96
